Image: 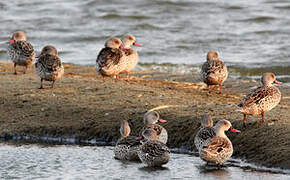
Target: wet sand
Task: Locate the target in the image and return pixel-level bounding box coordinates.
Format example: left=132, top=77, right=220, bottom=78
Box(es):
left=0, top=62, right=289, bottom=169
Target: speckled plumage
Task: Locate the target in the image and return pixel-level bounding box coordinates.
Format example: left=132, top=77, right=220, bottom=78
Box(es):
left=7, top=31, right=35, bottom=74
left=35, top=45, right=64, bottom=89
left=114, top=120, right=141, bottom=161
left=200, top=51, right=228, bottom=93
left=194, top=114, right=216, bottom=152
left=96, top=37, right=126, bottom=78
left=138, top=129, right=170, bottom=167
left=199, top=120, right=239, bottom=167
left=237, top=73, right=282, bottom=125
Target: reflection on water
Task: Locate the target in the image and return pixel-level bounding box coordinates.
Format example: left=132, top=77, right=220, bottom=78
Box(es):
left=0, top=143, right=289, bottom=180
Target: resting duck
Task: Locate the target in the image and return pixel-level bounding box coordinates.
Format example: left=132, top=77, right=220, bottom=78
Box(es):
left=96, top=37, right=126, bottom=80
left=120, top=35, right=141, bottom=81
left=138, top=128, right=170, bottom=167
left=200, top=50, right=228, bottom=94
left=199, top=120, right=240, bottom=168
left=7, top=31, right=35, bottom=74
left=237, top=72, right=282, bottom=127
left=141, top=111, right=168, bottom=144
left=114, top=120, right=140, bottom=161
left=194, top=114, right=215, bottom=152
left=35, top=45, right=64, bottom=89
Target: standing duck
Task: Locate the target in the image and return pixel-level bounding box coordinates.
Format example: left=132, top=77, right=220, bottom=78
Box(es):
left=199, top=120, right=240, bottom=168
left=114, top=120, right=140, bottom=161
left=35, top=45, right=64, bottom=89
left=194, top=114, right=215, bottom=152
left=120, top=35, right=141, bottom=81
left=141, top=111, right=168, bottom=144
left=96, top=37, right=126, bottom=80
left=7, top=31, right=35, bottom=74
left=200, top=50, right=228, bottom=94
left=237, top=73, right=282, bottom=127
left=138, top=128, right=170, bottom=167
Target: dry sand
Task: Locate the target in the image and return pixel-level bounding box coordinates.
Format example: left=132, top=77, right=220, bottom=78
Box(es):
left=0, top=62, right=289, bottom=169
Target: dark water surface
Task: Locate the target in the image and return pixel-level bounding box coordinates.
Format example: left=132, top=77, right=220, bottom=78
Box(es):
left=0, top=0, right=289, bottom=81
left=0, top=143, right=289, bottom=180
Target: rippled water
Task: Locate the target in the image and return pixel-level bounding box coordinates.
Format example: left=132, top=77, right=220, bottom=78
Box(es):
left=0, top=143, right=289, bottom=180
left=0, top=0, right=289, bottom=79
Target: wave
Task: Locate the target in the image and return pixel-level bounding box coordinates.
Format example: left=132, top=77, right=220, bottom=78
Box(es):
left=101, top=13, right=151, bottom=20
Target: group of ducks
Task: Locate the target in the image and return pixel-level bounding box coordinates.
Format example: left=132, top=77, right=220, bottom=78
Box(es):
left=114, top=110, right=241, bottom=168
left=7, top=31, right=283, bottom=167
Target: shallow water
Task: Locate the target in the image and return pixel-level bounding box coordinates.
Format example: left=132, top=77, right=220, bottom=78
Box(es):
left=0, top=143, right=289, bottom=180
left=0, top=0, right=289, bottom=78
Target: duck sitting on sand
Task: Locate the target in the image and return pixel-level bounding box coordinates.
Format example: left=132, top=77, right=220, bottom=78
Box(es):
left=237, top=72, right=282, bottom=127
left=7, top=31, right=35, bottom=75
left=141, top=111, right=168, bottom=144
left=200, top=50, right=228, bottom=94
left=199, top=119, right=240, bottom=168
left=194, top=114, right=215, bottom=152
left=119, top=35, right=141, bottom=81
left=138, top=128, right=170, bottom=167
left=35, top=45, right=64, bottom=89
left=114, top=120, right=141, bottom=161
left=96, top=37, right=126, bottom=80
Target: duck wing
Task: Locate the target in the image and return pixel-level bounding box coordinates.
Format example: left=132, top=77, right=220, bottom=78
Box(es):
left=96, top=47, right=123, bottom=69
left=141, top=141, right=170, bottom=157
left=202, top=136, right=232, bottom=154
left=36, top=54, right=62, bottom=72
left=238, top=86, right=268, bottom=107
left=197, top=127, right=216, bottom=142
left=8, top=40, right=35, bottom=60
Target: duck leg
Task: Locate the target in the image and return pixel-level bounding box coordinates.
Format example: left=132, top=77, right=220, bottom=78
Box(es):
left=126, top=72, right=130, bottom=81
left=51, top=81, right=55, bottom=88
left=23, top=65, right=27, bottom=74
left=39, top=78, right=44, bottom=89
left=243, top=114, right=247, bottom=127
left=13, top=63, right=17, bottom=75
left=219, top=85, right=222, bottom=94
left=261, top=112, right=265, bottom=123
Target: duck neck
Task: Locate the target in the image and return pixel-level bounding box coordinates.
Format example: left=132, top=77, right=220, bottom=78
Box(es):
left=215, top=127, right=227, bottom=138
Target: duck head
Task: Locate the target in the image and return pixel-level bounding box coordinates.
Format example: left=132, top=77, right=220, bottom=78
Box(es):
left=105, top=37, right=123, bottom=49
left=122, top=34, right=142, bottom=48
left=120, top=120, right=131, bottom=137
left=206, top=50, right=220, bottom=61
left=143, top=111, right=167, bottom=125
left=9, top=31, right=27, bottom=42
left=261, top=73, right=282, bottom=86
left=215, top=120, right=240, bottom=137
left=37, top=45, right=58, bottom=58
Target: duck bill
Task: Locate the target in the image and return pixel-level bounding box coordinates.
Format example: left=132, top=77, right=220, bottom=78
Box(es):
left=137, top=136, right=143, bottom=140
left=120, top=45, right=129, bottom=50
left=230, top=127, right=241, bottom=133
left=9, top=40, right=14, bottom=43
left=274, top=80, right=282, bottom=85
left=133, top=42, right=142, bottom=47
left=158, top=119, right=167, bottom=123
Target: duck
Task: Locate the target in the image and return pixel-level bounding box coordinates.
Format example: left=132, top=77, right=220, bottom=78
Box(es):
left=141, top=111, right=168, bottom=144
left=7, top=31, right=35, bottom=75
left=199, top=119, right=240, bottom=168
left=194, top=114, right=215, bottom=152
left=35, top=45, right=64, bottom=89
left=237, top=72, right=282, bottom=127
left=119, top=35, right=141, bottom=81
left=137, top=128, right=170, bottom=167
left=114, top=120, right=141, bottom=161
left=200, top=50, right=228, bottom=94
left=96, top=37, right=126, bottom=80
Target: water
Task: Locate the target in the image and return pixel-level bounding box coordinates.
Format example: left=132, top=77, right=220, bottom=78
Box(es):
left=0, top=0, right=289, bottom=83
left=0, top=143, right=289, bottom=180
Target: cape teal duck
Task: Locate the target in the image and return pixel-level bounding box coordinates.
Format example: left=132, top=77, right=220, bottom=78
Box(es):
left=141, top=111, right=168, bottom=144
left=120, top=35, right=141, bottom=81
left=200, top=50, right=228, bottom=94
left=237, top=72, right=282, bottom=126
left=194, top=114, right=215, bottom=152
left=35, top=45, right=64, bottom=89
left=7, top=31, right=35, bottom=74
left=138, top=128, right=170, bottom=167
left=199, top=120, right=240, bottom=168
left=96, top=37, right=126, bottom=80
left=114, top=120, right=140, bottom=161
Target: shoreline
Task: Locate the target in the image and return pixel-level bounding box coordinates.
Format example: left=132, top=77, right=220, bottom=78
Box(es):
left=0, top=62, right=289, bottom=170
